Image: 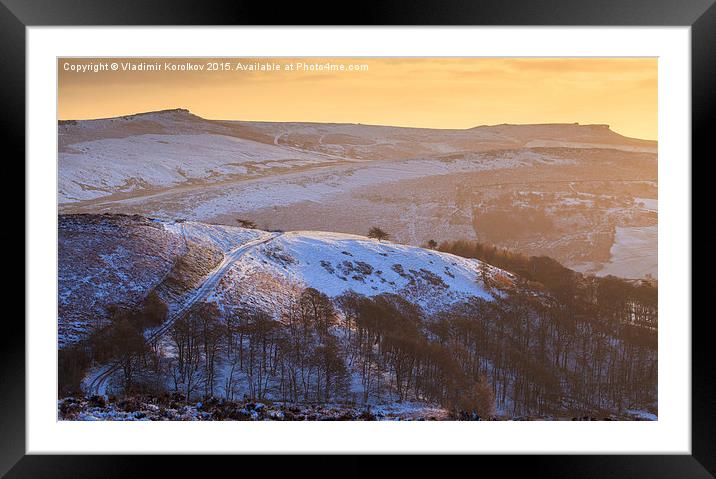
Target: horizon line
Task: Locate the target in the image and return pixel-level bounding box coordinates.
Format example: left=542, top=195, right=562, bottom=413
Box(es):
left=57, top=107, right=658, bottom=142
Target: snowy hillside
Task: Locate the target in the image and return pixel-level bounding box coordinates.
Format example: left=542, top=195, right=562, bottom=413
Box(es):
left=58, top=215, right=263, bottom=348
left=211, top=230, right=502, bottom=314
left=59, top=110, right=332, bottom=203
left=58, top=109, right=656, bottom=205
left=59, top=214, right=657, bottom=420
left=58, top=214, right=185, bottom=348
left=58, top=215, right=507, bottom=348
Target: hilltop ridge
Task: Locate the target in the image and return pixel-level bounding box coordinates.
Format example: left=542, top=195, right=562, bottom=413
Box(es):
left=60, top=107, right=653, bottom=142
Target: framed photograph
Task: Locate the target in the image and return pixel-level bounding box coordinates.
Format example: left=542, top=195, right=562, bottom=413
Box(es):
left=8, top=0, right=708, bottom=475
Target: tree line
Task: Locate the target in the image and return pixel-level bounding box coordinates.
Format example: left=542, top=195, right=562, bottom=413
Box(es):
left=438, top=239, right=657, bottom=329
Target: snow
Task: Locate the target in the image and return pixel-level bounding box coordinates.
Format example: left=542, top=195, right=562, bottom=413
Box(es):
left=524, top=139, right=657, bottom=153
left=61, top=214, right=505, bottom=350
left=215, top=230, right=503, bottom=312
left=634, top=197, right=658, bottom=212
left=597, top=225, right=658, bottom=279
left=58, top=215, right=187, bottom=348
left=625, top=409, right=658, bottom=421
left=180, top=152, right=543, bottom=220
left=164, top=220, right=264, bottom=253
left=59, top=110, right=654, bottom=206
left=60, top=214, right=654, bottom=420
left=59, top=133, right=328, bottom=202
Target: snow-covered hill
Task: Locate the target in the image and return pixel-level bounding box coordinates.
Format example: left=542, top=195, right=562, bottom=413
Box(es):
left=58, top=110, right=331, bottom=203
left=58, top=214, right=508, bottom=347
left=210, top=230, right=501, bottom=315
left=58, top=108, right=656, bottom=204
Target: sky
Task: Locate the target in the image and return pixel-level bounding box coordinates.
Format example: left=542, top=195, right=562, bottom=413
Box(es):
left=58, top=57, right=657, bottom=140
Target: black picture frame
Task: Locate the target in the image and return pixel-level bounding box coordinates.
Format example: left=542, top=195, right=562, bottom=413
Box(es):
left=4, top=0, right=708, bottom=476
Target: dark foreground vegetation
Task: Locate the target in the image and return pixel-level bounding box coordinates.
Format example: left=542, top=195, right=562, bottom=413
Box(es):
left=57, top=394, right=655, bottom=421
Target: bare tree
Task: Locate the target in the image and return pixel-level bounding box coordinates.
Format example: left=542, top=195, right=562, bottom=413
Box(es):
left=197, top=303, right=223, bottom=398
left=111, top=318, right=148, bottom=394
left=169, top=312, right=203, bottom=401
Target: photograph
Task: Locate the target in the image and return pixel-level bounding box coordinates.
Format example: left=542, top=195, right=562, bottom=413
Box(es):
left=56, top=56, right=658, bottom=422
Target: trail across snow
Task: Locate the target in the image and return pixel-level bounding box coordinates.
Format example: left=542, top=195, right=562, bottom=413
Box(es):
left=84, top=229, right=280, bottom=396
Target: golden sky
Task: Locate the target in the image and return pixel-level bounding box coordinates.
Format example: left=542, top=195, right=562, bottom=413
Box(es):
left=58, top=57, right=657, bottom=140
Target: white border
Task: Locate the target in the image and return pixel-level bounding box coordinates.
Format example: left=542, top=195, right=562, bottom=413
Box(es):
left=27, top=27, right=691, bottom=454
